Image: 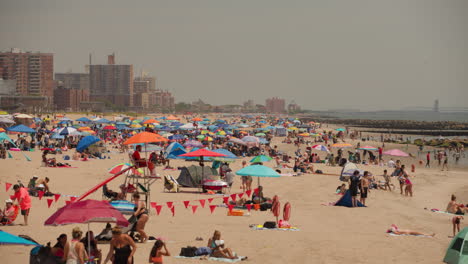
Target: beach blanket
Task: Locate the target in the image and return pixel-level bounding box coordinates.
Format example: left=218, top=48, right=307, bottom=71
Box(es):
left=250, top=225, right=299, bottom=231
left=175, top=256, right=246, bottom=263
left=388, top=233, right=433, bottom=238
left=279, top=173, right=298, bottom=177
left=429, top=209, right=459, bottom=216
left=49, top=165, right=78, bottom=168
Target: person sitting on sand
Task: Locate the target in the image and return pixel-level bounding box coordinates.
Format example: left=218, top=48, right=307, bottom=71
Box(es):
left=36, top=177, right=51, bottom=193
left=0, top=199, right=16, bottom=225
left=42, top=150, right=57, bottom=167
left=51, top=233, right=67, bottom=262
left=387, top=224, right=435, bottom=237
left=149, top=239, right=170, bottom=264
left=336, top=184, right=347, bottom=195
left=446, top=194, right=466, bottom=215
left=252, top=186, right=268, bottom=204
left=207, top=230, right=246, bottom=260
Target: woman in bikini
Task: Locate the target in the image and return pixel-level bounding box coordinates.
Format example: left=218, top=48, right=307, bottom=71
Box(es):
left=207, top=230, right=246, bottom=260
left=404, top=174, right=413, bottom=197
left=387, top=225, right=435, bottom=237
left=103, top=227, right=137, bottom=264
left=148, top=239, right=170, bottom=264
left=132, top=193, right=149, bottom=243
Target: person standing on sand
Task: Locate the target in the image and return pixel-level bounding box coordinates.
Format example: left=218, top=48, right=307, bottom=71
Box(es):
left=426, top=151, right=431, bottom=168
left=360, top=171, right=370, bottom=206
left=383, top=169, right=392, bottom=191
left=349, top=170, right=360, bottom=207
left=441, top=152, right=449, bottom=171
left=398, top=165, right=408, bottom=195
left=12, top=184, right=31, bottom=226
left=452, top=215, right=463, bottom=237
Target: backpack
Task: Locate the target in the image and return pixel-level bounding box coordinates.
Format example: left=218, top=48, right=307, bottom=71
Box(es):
left=180, top=246, right=198, bottom=257
left=263, top=221, right=277, bottom=229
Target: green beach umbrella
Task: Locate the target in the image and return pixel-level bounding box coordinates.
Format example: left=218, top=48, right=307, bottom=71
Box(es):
left=443, top=227, right=468, bottom=264
left=250, top=155, right=273, bottom=163
left=236, top=164, right=280, bottom=186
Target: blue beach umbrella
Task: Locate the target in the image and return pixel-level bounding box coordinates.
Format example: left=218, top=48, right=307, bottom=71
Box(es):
left=7, top=124, right=36, bottom=133
left=236, top=164, right=280, bottom=186
left=76, top=117, right=92, bottom=122
left=0, top=230, right=39, bottom=246
left=76, top=136, right=101, bottom=152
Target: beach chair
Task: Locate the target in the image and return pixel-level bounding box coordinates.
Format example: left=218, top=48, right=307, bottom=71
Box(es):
left=164, top=175, right=180, bottom=193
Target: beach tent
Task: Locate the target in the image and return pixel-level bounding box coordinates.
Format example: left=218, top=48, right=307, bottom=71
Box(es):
left=7, top=124, right=36, bottom=133
left=176, top=165, right=218, bottom=188
left=165, top=142, right=187, bottom=159
left=334, top=190, right=365, bottom=207
left=443, top=227, right=468, bottom=264
left=340, top=163, right=362, bottom=182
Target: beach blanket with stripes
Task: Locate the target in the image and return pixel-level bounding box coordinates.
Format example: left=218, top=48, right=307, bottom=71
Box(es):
left=251, top=225, right=299, bottom=231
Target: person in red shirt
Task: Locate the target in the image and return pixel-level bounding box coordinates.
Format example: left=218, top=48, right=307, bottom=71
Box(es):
left=378, top=147, right=383, bottom=161
left=426, top=151, right=431, bottom=168
left=132, top=145, right=155, bottom=176
left=13, top=184, right=31, bottom=226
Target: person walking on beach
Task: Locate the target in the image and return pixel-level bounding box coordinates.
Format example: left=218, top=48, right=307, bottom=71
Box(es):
left=12, top=184, right=31, bottom=226
left=398, top=165, right=408, bottom=195
left=349, top=170, right=360, bottom=207
left=383, top=169, right=392, bottom=191
left=425, top=151, right=430, bottom=168
left=452, top=215, right=463, bottom=237
left=441, top=152, right=449, bottom=171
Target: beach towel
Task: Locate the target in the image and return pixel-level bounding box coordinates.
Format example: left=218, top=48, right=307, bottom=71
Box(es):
left=250, top=225, right=299, bottom=231
left=429, top=209, right=460, bottom=216
left=175, top=255, right=246, bottom=263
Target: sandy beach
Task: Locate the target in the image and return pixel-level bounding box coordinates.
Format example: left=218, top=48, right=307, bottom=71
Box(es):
left=0, top=115, right=467, bottom=264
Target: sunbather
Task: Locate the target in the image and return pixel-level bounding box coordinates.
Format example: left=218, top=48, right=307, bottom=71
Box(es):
left=207, top=230, right=246, bottom=260
left=446, top=194, right=466, bottom=215
left=387, top=225, right=435, bottom=237
left=36, top=177, right=51, bottom=193
left=0, top=199, right=15, bottom=225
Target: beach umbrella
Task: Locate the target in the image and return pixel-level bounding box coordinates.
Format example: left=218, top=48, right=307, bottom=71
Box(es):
left=142, top=119, right=158, bottom=124
left=443, top=227, right=468, bottom=264
left=58, top=127, right=78, bottom=136
left=169, top=134, right=185, bottom=140
left=192, top=117, right=202, bottom=122
left=255, top=132, right=266, bottom=137
left=76, top=136, right=101, bottom=152
left=183, top=140, right=203, bottom=148
left=81, top=130, right=96, bottom=136
left=123, top=132, right=168, bottom=145
left=210, top=149, right=238, bottom=162
left=236, top=164, right=280, bottom=186
left=0, top=230, right=39, bottom=246
left=271, top=195, right=280, bottom=225
left=331, top=143, right=353, bottom=148
left=76, top=117, right=92, bottom=122
left=0, top=132, right=14, bottom=144
left=298, top=133, right=310, bottom=137
left=7, top=124, right=36, bottom=133
left=311, top=145, right=329, bottom=152
left=94, top=118, right=111, bottom=124
left=250, top=155, right=273, bottom=163
left=283, top=202, right=291, bottom=222
left=102, top=125, right=116, bottom=130
left=383, top=149, right=409, bottom=157
left=0, top=128, right=5, bottom=132
left=51, top=133, right=65, bottom=140
left=357, top=145, right=378, bottom=151
left=14, top=114, right=33, bottom=119
left=78, top=126, right=91, bottom=131
left=335, top=128, right=346, bottom=132
left=229, top=137, right=247, bottom=146
left=0, top=117, right=15, bottom=124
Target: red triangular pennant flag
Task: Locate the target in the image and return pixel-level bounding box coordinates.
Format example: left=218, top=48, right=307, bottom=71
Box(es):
left=209, top=205, right=216, bottom=214
left=5, top=183, right=12, bottom=192
left=230, top=194, right=237, bottom=201
left=166, top=202, right=173, bottom=208
left=38, top=191, right=44, bottom=200
left=170, top=206, right=175, bottom=217
left=191, top=205, right=198, bottom=214
left=65, top=200, right=71, bottom=205
left=155, top=205, right=162, bottom=215
left=47, top=198, right=54, bottom=208
left=183, top=201, right=190, bottom=209
left=208, top=198, right=214, bottom=203
left=70, top=197, right=77, bottom=202
left=199, top=199, right=206, bottom=208
left=246, top=204, right=252, bottom=212
left=238, top=193, right=244, bottom=199
left=246, top=190, right=252, bottom=197
left=228, top=204, right=235, bottom=212
left=150, top=202, right=157, bottom=209
left=54, top=194, right=61, bottom=202
left=222, top=197, right=229, bottom=204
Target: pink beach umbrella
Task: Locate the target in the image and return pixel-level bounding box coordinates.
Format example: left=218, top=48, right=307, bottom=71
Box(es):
left=383, top=149, right=409, bottom=157
left=311, top=144, right=329, bottom=152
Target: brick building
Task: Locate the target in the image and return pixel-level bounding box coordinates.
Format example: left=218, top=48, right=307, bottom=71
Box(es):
left=0, top=48, right=54, bottom=107
left=89, top=54, right=134, bottom=108
left=265, top=97, right=285, bottom=113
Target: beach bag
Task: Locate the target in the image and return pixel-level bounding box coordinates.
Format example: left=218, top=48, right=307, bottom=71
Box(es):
left=260, top=203, right=271, bottom=211
left=315, top=170, right=323, bottom=174
left=180, top=246, right=197, bottom=257
left=195, top=247, right=212, bottom=256
left=263, top=221, right=277, bottom=229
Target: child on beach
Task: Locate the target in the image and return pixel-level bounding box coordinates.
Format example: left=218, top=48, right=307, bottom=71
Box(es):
left=149, top=240, right=170, bottom=264
left=383, top=170, right=392, bottom=191
left=452, top=216, right=463, bottom=237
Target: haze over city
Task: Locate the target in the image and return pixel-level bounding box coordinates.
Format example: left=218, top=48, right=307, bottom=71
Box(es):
left=1, top=0, right=467, bottom=111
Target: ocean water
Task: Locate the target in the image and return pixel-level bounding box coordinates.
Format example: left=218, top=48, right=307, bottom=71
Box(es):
left=321, top=111, right=468, bottom=122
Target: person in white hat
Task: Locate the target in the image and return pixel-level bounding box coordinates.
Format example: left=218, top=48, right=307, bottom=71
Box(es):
left=0, top=199, right=15, bottom=225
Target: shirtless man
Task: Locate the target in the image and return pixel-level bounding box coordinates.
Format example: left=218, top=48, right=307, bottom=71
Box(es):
left=446, top=194, right=466, bottom=214
left=36, top=177, right=51, bottom=193
left=360, top=171, right=370, bottom=206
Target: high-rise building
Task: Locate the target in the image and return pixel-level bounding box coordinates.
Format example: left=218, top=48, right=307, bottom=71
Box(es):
left=0, top=48, right=54, bottom=105
left=89, top=55, right=134, bottom=107
left=266, top=97, right=285, bottom=113
left=54, top=73, right=90, bottom=111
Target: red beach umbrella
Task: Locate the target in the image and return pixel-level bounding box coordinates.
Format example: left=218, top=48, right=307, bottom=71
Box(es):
left=178, top=148, right=227, bottom=158
left=283, top=202, right=291, bottom=222
left=103, top=125, right=116, bottom=130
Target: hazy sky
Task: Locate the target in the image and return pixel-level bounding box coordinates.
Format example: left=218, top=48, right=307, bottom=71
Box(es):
left=1, top=0, right=467, bottom=110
